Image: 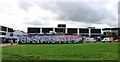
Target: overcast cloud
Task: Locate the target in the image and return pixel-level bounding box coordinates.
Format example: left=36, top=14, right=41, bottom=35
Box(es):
left=0, top=0, right=119, bottom=32
left=38, top=2, right=117, bottom=24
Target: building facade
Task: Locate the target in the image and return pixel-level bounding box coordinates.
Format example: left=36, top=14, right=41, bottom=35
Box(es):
left=102, top=28, right=120, bottom=38
left=0, top=25, right=27, bottom=43
left=0, top=25, right=14, bottom=43
left=27, top=24, right=102, bottom=37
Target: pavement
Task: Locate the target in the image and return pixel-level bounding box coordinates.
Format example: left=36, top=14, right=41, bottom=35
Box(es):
left=0, top=43, right=17, bottom=47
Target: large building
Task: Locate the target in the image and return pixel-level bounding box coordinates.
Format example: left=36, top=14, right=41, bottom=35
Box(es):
left=0, top=25, right=28, bottom=43
left=102, top=28, right=120, bottom=38
left=0, top=25, right=14, bottom=43
left=27, top=24, right=102, bottom=37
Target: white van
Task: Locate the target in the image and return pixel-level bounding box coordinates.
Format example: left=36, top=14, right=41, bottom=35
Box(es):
left=102, top=37, right=113, bottom=42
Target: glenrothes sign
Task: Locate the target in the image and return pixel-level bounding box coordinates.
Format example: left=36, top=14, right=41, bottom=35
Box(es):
left=17, top=35, right=83, bottom=44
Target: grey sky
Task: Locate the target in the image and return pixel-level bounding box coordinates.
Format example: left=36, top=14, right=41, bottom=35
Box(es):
left=0, top=0, right=119, bottom=32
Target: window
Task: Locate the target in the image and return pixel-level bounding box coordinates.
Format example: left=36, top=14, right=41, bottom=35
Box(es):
left=28, top=28, right=40, bottom=33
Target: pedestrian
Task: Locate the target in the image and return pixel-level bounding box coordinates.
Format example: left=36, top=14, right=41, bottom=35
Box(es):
left=10, top=39, right=13, bottom=45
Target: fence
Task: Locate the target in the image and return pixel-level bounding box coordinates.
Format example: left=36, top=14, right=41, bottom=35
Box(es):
left=17, top=35, right=84, bottom=44
left=17, top=35, right=114, bottom=44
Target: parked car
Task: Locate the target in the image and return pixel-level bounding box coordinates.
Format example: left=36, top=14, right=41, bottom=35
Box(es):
left=114, top=39, right=120, bottom=42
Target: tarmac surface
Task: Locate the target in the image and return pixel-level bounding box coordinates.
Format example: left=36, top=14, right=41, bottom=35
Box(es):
left=0, top=43, right=17, bottom=47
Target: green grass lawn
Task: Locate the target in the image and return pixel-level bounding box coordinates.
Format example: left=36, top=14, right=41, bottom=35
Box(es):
left=2, top=42, right=119, bottom=61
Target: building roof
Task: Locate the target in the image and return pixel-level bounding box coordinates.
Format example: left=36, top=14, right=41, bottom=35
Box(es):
left=102, top=28, right=120, bottom=30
